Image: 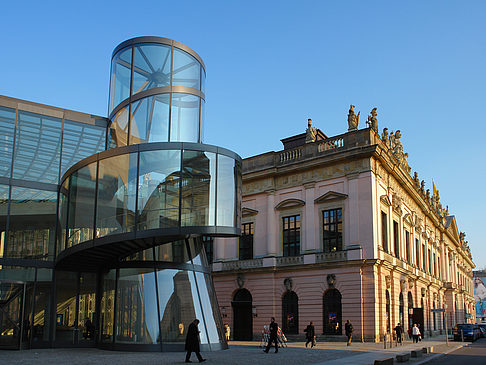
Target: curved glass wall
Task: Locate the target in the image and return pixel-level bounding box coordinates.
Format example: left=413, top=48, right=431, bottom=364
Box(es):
left=57, top=144, right=240, bottom=255
left=108, top=38, right=206, bottom=148
left=99, top=238, right=225, bottom=350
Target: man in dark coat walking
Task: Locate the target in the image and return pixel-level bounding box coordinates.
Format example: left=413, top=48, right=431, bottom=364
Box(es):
left=345, top=320, right=353, bottom=346
left=304, top=321, right=315, bottom=348
left=185, top=319, right=206, bottom=363
left=264, top=317, right=279, bottom=353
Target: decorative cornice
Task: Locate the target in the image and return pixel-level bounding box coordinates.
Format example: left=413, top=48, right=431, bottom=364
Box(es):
left=380, top=194, right=392, bottom=207
left=275, top=198, right=305, bottom=210
left=314, top=191, right=348, bottom=204
left=242, top=207, right=259, bottom=217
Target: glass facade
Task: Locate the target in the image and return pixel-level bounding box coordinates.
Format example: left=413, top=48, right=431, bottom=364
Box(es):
left=0, top=36, right=240, bottom=353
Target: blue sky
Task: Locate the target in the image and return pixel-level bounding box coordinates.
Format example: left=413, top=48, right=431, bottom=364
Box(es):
left=1, top=1, right=484, bottom=267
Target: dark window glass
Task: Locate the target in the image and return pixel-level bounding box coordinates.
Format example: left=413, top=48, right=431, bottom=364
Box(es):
left=422, top=244, right=426, bottom=272
left=202, top=236, right=214, bottom=264
left=428, top=249, right=431, bottom=275
left=13, top=111, right=62, bottom=184
left=438, top=257, right=441, bottom=279
left=5, top=187, right=56, bottom=260
left=381, top=212, right=388, bottom=252
left=181, top=150, right=216, bottom=226
left=386, top=290, right=391, bottom=332
left=0, top=106, right=15, bottom=178
left=323, top=208, right=343, bottom=252
left=283, top=215, right=300, bottom=257
left=393, top=221, right=399, bottom=258
left=61, top=120, right=105, bottom=177
left=415, top=238, right=420, bottom=267
left=239, top=222, right=253, bottom=260
left=433, top=253, right=437, bottom=277
left=282, top=291, right=299, bottom=334
left=405, top=231, right=410, bottom=263
left=0, top=184, right=9, bottom=253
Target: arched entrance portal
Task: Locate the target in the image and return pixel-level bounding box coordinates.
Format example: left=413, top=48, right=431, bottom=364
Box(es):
left=282, top=291, right=299, bottom=334
left=323, top=289, right=342, bottom=335
left=232, top=289, right=253, bottom=340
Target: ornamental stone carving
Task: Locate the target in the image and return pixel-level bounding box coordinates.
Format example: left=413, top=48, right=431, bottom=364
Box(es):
left=305, top=118, right=317, bottom=143
left=284, top=277, right=293, bottom=291
left=408, top=278, right=414, bottom=289
left=421, top=287, right=426, bottom=297
left=367, top=107, right=379, bottom=132
left=327, top=274, right=336, bottom=289
left=400, top=279, right=407, bottom=292
left=347, top=105, right=360, bottom=131
left=385, top=275, right=391, bottom=289
left=237, top=273, right=245, bottom=288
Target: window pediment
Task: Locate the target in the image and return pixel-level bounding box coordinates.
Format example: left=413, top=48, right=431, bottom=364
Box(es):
left=314, top=191, right=348, bottom=204
left=242, top=207, right=258, bottom=217
left=275, top=198, right=305, bottom=210
left=380, top=194, right=392, bottom=207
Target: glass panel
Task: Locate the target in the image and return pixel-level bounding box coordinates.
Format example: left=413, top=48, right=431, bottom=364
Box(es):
left=78, top=272, right=96, bottom=343
left=172, top=48, right=201, bottom=90
left=4, top=187, right=56, bottom=260
left=216, top=155, right=235, bottom=227
left=155, top=240, right=190, bottom=263
left=66, top=163, right=97, bottom=248
left=132, top=44, right=171, bottom=95
left=0, top=184, right=8, bottom=258
left=0, top=106, right=15, bottom=178
left=61, top=120, right=106, bottom=177
left=110, top=47, right=132, bottom=113
left=32, top=269, right=53, bottom=345
left=195, top=272, right=223, bottom=344
left=201, top=67, right=206, bottom=94
left=200, top=99, right=205, bottom=143
left=13, top=111, right=62, bottom=184
left=156, top=268, right=206, bottom=344
left=130, top=94, right=170, bottom=145
left=235, top=159, right=242, bottom=228
left=123, top=247, right=154, bottom=261
left=138, top=150, right=181, bottom=230
left=108, top=106, right=129, bottom=148
left=115, top=268, right=158, bottom=344
left=170, top=93, right=200, bottom=142
left=57, top=179, right=69, bottom=255
left=0, top=281, right=23, bottom=347
left=55, top=271, right=78, bottom=343
left=101, top=269, right=116, bottom=343
left=96, top=154, right=137, bottom=238
left=181, top=150, right=216, bottom=227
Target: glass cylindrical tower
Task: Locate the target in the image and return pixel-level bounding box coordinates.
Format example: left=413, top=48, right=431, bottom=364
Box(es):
left=56, top=37, right=241, bottom=352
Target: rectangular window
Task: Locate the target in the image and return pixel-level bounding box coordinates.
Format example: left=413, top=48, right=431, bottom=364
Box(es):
left=405, top=231, right=410, bottom=263
left=323, top=208, right=343, bottom=252
left=433, top=253, right=437, bottom=278
left=239, top=222, right=254, bottom=260
left=393, top=221, right=399, bottom=258
left=422, top=244, right=426, bottom=272
left=438, top=257, right=441, bottom=279
left=428, top=249, right=432, bottom=275
left=283, top=215, right=300, bottom=257
left=381, top=212, right=388, bottom=253
left=415, top=238, right=420, bottom=267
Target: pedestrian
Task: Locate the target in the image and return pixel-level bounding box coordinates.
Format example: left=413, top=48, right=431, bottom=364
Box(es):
left=412, top=323, right=420, bottom=343
left=185, top=319, right=206, bottom=363
left=304, top=321, right=315, bottom=348
left=224, top=323, right=231, bottom=341
left=345, top=320, right=353, bottom=346
left=264, top=317, right=279, bottom=353
left=394, top=322, right=403, bottom=344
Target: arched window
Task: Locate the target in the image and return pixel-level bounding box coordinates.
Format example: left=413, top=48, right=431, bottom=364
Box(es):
left=408, top=291, right=413, bottom=330
left=323, top=289, right=342, bottom=335
left=433, top=301, right=437, bottom=331
left=386, top=290, right=391, bottom=332
left=232, top=289, right=253, bottom=340
left=282, top=291, right=299, bottom=334
left=399, top=292, right=404, bottom=326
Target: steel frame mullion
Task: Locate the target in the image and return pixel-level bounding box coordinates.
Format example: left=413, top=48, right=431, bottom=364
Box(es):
left=112, top=268, right=119, bottom=344
left=127, top=46, right=134, bottom=146
left=152, top=240, right=163, bottom=351
left=168, top=43, right=174, bottom=142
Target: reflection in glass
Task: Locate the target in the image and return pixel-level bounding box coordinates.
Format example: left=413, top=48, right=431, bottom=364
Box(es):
left=217, top=155, right=236, bottom=227
left=110, top=47, right=132, bottom=113
left=132, top=44, right=171, bottom=95
left=58, top=179, right=69, bottom=255
left=13, top=111, right=62, bottom=184
left=130, top=95, right=170, bottom=145
left=181, top=151, right=216, bottom=226
left=6, top=187, right=56, bottom=260
left=235, top=160, right=242, bottom=228
left=96, top=154, right=137, bottom=238
left=154, top=240, right=190, bottom=263
left=116, top=268, right=158, bottom=344
left=67, top=163, right=97, bottom=247
left=138, top=150, right=181, bottom=230
left=55, top=271, right=78, bottom=343
left=0, top=106, right=15, bottom=178
left=0, top=184, right=8, bottom=257
left=170, top=94, right=200, bottom=142
left=32, top=269, right=53, bottom=345
left=78, top=272, right=96, bottom=343
left=195, top=272, right=221, bottom=344
left=187, top=271, right=208, bottom=345
left=108, top=106, right=129, bottom=148
left=172, top=48, right=201, bottom=90
left=101, top=269, right=116, bottom=343
left=61, top=120, right=106, bottom=177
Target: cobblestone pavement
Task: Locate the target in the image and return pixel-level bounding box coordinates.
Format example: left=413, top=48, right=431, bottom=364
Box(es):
left=0, top=337, right=463, bottom=365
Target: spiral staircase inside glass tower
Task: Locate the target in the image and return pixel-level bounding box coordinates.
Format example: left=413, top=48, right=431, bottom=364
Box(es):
left=0, top=37, right=241, bottom=351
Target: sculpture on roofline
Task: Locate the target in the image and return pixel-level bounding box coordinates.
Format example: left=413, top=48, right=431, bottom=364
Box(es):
left=347, top=105, right=360, bottom=131
left=381, top=128, right=389, bottom=146
left=367, top=107, right=379, bottom=132
left=306, top=118, right=317, bottom=143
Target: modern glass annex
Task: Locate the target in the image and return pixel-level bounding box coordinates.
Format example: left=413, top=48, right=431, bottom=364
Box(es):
left=0, top=37, right=241, bottom=352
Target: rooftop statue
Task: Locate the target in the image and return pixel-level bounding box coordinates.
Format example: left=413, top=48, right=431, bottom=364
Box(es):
left=367, top=107, right=378, bottom=132
left=347, top=105, right=360, bottom=131
left=305, top=118, right=317, bottom=143
left=381, top=128, right=389, bottom=146
left=420, top=180, right=425, bottom=194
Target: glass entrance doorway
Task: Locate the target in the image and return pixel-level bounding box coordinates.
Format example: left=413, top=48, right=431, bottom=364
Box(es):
left=0, top=281, right=32, bottom=349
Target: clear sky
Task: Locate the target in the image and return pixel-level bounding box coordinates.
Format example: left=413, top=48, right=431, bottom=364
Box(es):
left=0, top=1, right=484, bottom=267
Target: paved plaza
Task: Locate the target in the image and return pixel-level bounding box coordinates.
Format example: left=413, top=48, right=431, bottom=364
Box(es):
left=0, top=336, right=464, bottom=365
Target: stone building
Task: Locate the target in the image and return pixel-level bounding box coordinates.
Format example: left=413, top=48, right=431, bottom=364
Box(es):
left=211, top=111, right=476, bottom=342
